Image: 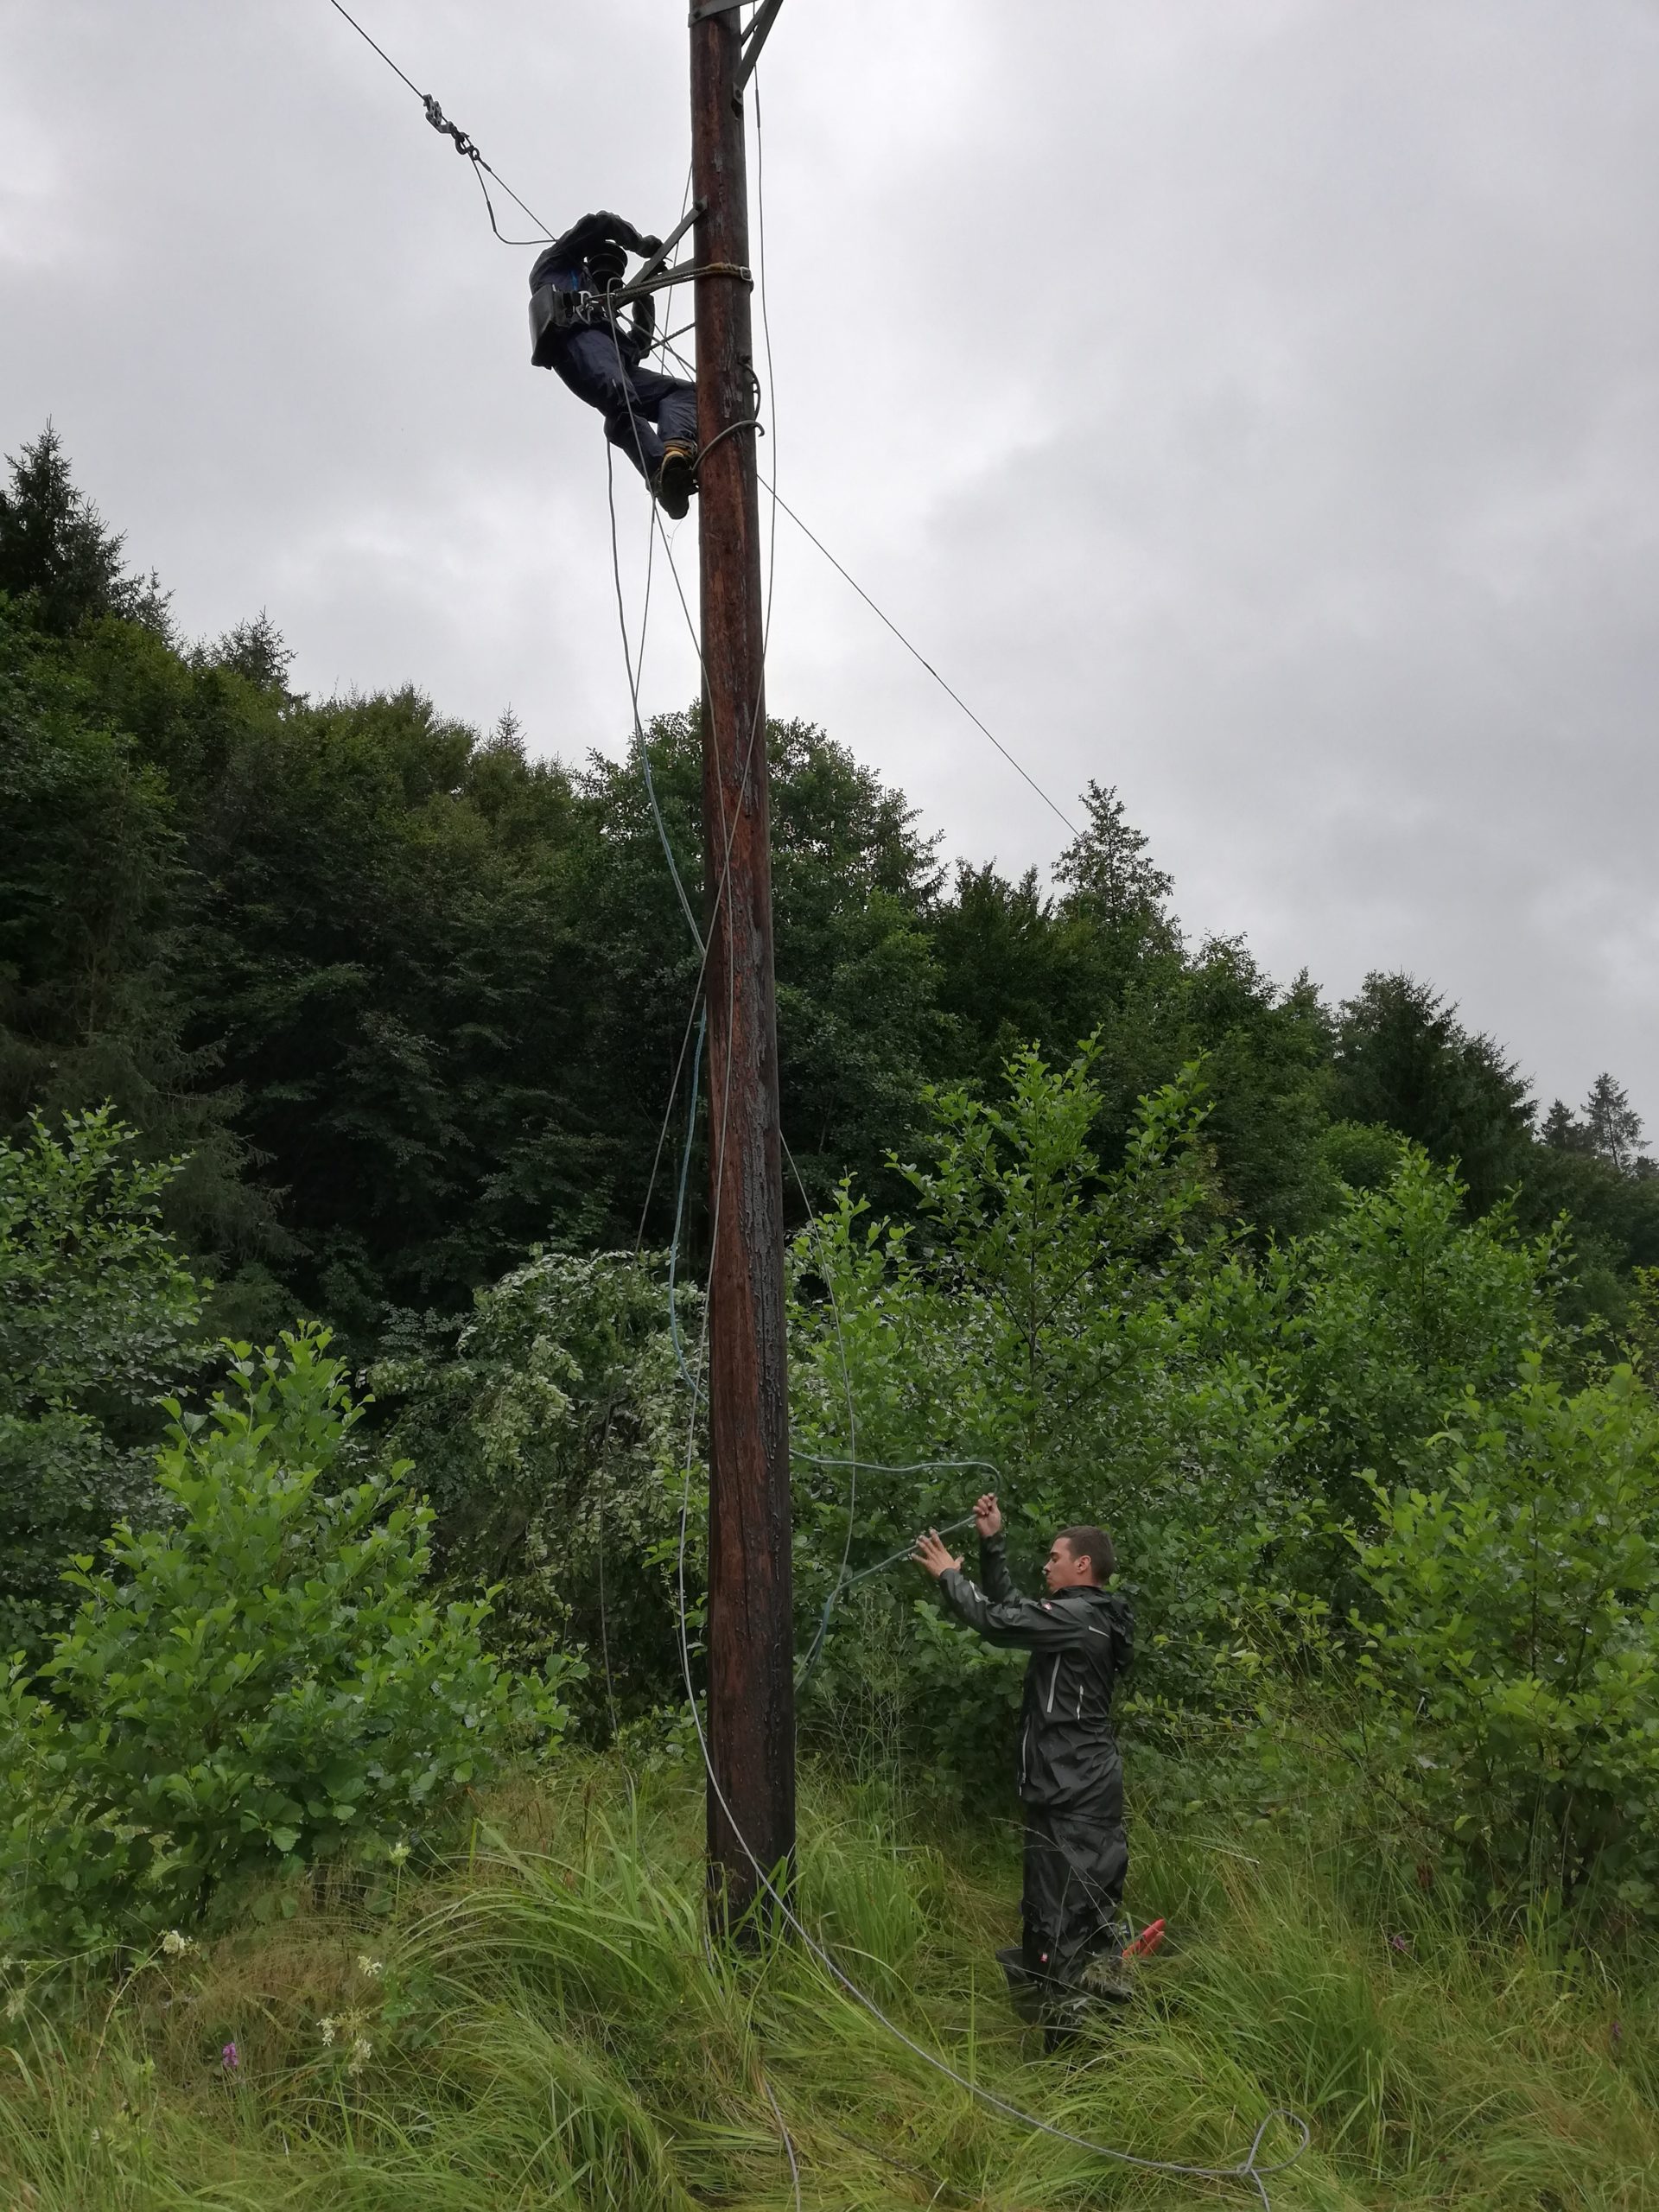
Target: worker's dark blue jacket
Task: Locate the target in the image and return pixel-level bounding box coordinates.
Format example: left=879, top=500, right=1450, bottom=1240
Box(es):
left=531, top=211, right=651, bottom=312
left=529, top=208, right=653, bottom=292
left=938, top=1533, right=1131, bottom=1808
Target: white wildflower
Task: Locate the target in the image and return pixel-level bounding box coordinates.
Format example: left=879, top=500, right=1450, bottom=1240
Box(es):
left=318, top=2017, right=336, bottom=2047
left=355, top=1955, right=383, bottom=1980
left=160, top=1929, right=195, bottom=1958
left=388, top=1841, right=410, bottom=1866
left=346, top=2036, right=372, bottom=2076
left=3, top=1993, right=23, bottom=2023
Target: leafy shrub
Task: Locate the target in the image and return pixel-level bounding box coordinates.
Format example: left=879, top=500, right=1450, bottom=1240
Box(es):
left=372, top=1249, right=696, bottom=1726
left=1284, top=1150, right=1554, bottom=1511
left=0, top=1107, right=202, bottom=1650
left=1351, top=1354, right=1659, bottom=1917
left=789, top=1045, right=1301, bottom=1785
left=0, top=1325, right=576, bottom=1948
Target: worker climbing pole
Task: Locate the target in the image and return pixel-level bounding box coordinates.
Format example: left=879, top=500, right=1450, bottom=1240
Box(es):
left=688, top=0, right=795, bottom=1936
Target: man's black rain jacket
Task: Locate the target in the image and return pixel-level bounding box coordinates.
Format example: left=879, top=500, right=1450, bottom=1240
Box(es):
left=938, top=1533, right=1132, bottom=1808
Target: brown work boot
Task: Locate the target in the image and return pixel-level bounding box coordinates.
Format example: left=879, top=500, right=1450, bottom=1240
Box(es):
left=654, top=442, right=698, bottom=520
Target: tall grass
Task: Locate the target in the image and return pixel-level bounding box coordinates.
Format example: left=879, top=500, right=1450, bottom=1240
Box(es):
left=1, top=1758, right=1653, bottom=2209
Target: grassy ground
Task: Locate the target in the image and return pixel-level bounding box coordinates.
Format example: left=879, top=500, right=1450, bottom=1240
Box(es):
left=1, top=1757, right=1653, bottom=2210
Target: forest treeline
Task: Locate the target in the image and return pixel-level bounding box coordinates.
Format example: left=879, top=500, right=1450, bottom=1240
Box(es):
left=9, top=423, right=1659, bottom=1957
left=3, top=425, right=1656, bottom=1350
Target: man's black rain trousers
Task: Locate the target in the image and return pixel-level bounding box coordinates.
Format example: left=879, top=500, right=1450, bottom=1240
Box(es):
left=938, top=1535, right=1132, bottom=1996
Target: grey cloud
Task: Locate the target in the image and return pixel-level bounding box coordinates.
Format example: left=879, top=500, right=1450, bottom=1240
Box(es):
left=3, top=0, right=1656, bottom=1124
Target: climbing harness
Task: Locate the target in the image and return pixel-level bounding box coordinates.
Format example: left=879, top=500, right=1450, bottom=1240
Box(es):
left=530, top=280, right=655, bottom=365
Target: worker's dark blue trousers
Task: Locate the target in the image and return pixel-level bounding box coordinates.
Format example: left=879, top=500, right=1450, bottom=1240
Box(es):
left=546, top=326, right=697, bottom=482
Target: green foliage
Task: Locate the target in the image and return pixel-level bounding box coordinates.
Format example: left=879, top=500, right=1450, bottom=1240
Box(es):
left=570, top=710, right=947, bottom=1223
left=790, top=1046, right=1580, bottom=1840
left=0, top=423, right=168, bottom=639
left=0, top=556, right=283, bottom=1287
left=0, top=1107, right=202, bottom=1650
left=791, top=1042, right=1303, bottom=1781
left=1332, top=971, right=1533, bottom=1215
left=1283, top=1147, right=1554, bottom=1510
left=7, top=430, right=1656, bottom=1356
left=9, top=428, right=1659, bottom=1948
left=0, top=1326, right=575, bottom=1948
left=372, top=1249, right=696, bottom=1724
left=1351, top=1355, right=1659, bottom=1916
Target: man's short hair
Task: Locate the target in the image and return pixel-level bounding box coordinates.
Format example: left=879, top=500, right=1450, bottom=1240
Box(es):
left=1056, top=1523, right=1115, bottom=1582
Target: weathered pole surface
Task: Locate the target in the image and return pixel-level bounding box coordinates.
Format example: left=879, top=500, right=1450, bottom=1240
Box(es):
left=689, top=0, right=795, bottom=1931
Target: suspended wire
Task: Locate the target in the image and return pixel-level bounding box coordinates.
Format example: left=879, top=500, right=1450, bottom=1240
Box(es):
left=795, top=1512, right=976, bottom=1690
left=645, top=330, right=1077, bottom=843
left=323, top=0, right=420, bottom=97
left=607, top=442, right=703, bottom=951
left=666, top=1013, right=706, bottom=1390
left=763, top=475, right=1078, bottom=838
left=324, top=0, right=556, bottom=244
left=627, top=162, right=709, bottom=1264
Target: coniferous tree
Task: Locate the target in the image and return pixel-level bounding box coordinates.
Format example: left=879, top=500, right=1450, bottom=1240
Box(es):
left=1332, top=974, right=1533, bottom=1214
left=1541, top=1098, right=1588, bottom=1153
left=0, top=423, right=168, bottom=637
left=1583, top=1072, right=1646, bottom=1176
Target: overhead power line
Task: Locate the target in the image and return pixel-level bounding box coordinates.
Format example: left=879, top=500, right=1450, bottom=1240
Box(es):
left=324, top=0, right=555, bottom=244
left=761, top=476, right=1079, bottom=840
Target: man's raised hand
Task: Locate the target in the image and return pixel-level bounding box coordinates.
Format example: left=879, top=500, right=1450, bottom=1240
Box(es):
left=974, top=1492, right=1002, bottom=1539
left=912, top=1529, right=964, bottom=1580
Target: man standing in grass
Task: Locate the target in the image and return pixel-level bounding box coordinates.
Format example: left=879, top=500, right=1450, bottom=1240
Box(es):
left=914, top=1496, right=1133, bottom=2028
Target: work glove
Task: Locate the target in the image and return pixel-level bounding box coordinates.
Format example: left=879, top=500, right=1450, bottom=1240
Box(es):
left=637, top=234, right=664, bottom=259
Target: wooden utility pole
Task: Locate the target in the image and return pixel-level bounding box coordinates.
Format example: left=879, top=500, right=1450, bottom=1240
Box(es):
left=689, top=0, right=795, bottom=1931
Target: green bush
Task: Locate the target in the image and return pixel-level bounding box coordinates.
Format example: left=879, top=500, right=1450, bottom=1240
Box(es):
left=0, top=1325, right=577, bottom=1948
left=1351, top=1352, right=1659, bottom=1916
left=788, top=1045, right=1301, bottom=1781
left=0, top=1107, right=202, bottom=1651
left=372, top=1249, right=696, bottom=1726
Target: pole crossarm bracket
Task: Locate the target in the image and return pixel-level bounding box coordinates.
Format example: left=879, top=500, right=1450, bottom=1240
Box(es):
left=688, top=0, right=786, bottom=104
left=735, top=0, right=785, bottom=92
left=631, top=200, right=705, bottom=295
left=607, top=257, right=751, bottom=308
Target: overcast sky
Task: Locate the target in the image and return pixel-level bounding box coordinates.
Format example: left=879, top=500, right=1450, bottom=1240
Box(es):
left=4, top=1, right=1656, bottom=1129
